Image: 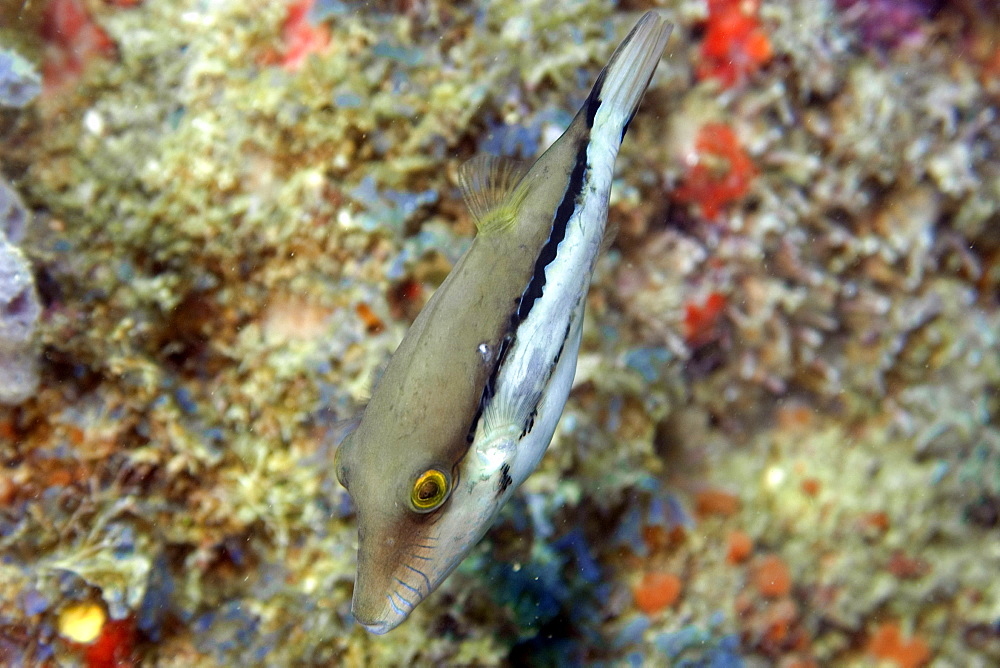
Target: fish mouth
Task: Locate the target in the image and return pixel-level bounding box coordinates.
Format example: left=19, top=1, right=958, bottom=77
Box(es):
left=349, top=481, right=501, bottom=634
left=352, top=586, right=419, bottom=635
left=351, top=546, right=435, bottom=635
left=355, top=615, right=394, bottom=636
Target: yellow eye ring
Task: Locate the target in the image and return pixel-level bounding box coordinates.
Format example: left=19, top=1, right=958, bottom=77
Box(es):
left=411, top=469, right=450, bottom=512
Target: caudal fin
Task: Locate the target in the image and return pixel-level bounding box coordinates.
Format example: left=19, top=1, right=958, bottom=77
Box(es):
left=586, top=12, right=672, bottom=138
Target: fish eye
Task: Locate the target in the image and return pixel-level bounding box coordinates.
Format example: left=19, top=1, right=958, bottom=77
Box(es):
left=410, top=468, right=450, bottom=512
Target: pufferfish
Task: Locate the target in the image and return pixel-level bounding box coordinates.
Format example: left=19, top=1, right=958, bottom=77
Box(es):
left=335, top=12, right=673, bottom=635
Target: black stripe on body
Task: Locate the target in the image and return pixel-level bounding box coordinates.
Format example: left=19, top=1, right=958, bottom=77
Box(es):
left=552, top=320, right=571, bottom=366
left=516, top=73, right=602, bottom=323
left=467, top=83, right=603, bottom=444
left=585, top=70, right=604, bottom=129
left=466, top=400, right=484, bottom=444
left=469, top=137, right=593, bottom=443
left=515, top=137, right=590, bottom=323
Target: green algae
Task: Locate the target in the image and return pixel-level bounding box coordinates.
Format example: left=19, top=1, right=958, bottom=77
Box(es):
left=0, top=0, right=998, bottom=664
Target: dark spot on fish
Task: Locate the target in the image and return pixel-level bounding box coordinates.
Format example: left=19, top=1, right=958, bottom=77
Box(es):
left=519, top=408, right=537, bottom=439
left=497, top=462, right=513, bottom=496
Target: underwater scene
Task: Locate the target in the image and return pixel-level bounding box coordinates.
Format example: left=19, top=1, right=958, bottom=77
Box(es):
left=1, top=0, right=999, bottom=665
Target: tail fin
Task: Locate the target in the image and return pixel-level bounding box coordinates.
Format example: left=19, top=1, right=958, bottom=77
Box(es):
left=585, top=12, right=672, bottom=138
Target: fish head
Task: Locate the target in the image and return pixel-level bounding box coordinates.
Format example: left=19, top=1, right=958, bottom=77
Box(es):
left=335, top=415, right=522, bottom=635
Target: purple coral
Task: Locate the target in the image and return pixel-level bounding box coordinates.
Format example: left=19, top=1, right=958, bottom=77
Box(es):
left=0, top=178, right=30, bottom=243
left=0, top=48, right=41, bottom=109
left=0, top=193, right=41, bottom=404
left=836, top=0, right=942, bottom=51
left=0, top=243, right=38, bottom=346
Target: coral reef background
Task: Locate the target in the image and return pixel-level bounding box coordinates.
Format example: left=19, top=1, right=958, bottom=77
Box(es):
left=1, top=0, right=998, bottom=665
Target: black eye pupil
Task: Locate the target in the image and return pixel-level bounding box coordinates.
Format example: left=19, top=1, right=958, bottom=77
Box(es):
left=418, top=480, right=438, bottom=500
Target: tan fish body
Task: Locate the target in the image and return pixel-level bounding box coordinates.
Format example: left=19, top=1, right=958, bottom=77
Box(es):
left=335, top=12, right=672, bottom=634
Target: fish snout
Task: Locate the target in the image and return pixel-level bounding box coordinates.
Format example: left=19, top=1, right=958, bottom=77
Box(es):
left=354, top=613, right=394, bottom=636
left=351, top=582, right=412, bottom=635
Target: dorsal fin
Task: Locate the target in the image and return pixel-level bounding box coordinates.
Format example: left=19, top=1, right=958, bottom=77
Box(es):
left=457, top=155, right=530, bottom=234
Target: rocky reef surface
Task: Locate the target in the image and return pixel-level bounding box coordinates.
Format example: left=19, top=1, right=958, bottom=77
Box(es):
left=0, top=0, right=998, bottom=665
